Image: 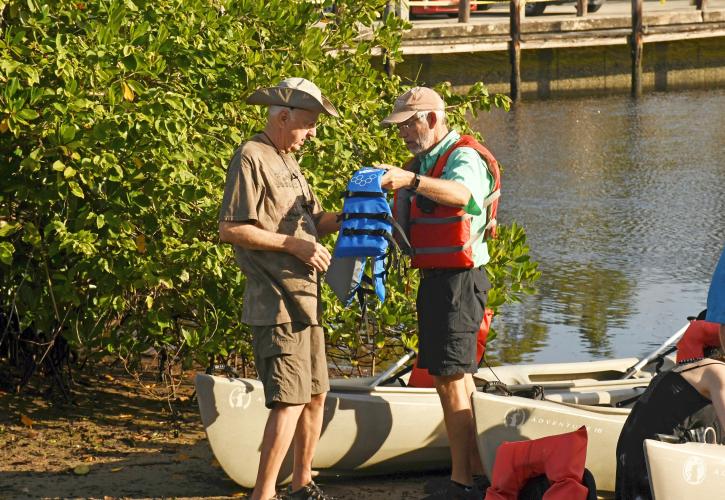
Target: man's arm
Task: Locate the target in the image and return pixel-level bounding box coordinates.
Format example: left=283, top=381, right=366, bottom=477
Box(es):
left=377, top=164, right=471, bottom=208
left=219, top=221, right=331, bottom=272
left=313, top=212, right=341, bottom=238
left=704, top=365, right=725, bottom=430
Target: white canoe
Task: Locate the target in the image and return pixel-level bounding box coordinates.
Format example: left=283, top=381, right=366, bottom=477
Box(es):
left=195, top=355, right=662, bottom=488
left=472, top=388, right=640, bottom=493
left=645, top=440, right=725, bottom=499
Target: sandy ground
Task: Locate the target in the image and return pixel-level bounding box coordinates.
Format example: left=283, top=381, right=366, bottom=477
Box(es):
left=0, top=369, right=451, bottom=500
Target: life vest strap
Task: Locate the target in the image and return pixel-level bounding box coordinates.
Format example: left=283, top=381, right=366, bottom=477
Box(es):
left=409, top=215, right=471, bottom=225
left=483, top=189, right=500, bottom=208
left=342, top=228, right=390, bottom=236
left=414, top=244, right=468, bottom=255
left=341, top=212, right=391, bottom=222
left=342, top=190, right=385, bottom=198
left=413, top=224, right=487, bottom=255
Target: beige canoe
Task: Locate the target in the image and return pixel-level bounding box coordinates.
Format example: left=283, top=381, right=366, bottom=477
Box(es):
left=195, top=355, right=662, bottom=488
left=472, top=386, right=644, bottom=493
left=645, top=439, right=725, bottom=499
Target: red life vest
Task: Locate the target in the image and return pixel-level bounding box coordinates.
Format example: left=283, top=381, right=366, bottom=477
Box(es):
left=676, top=320, right=722, bottom=362
left=395, top=135, right=501, bottom=269
left=485, top=426, right=590, bottom=500
left=407, top=308, right=493, bottom=387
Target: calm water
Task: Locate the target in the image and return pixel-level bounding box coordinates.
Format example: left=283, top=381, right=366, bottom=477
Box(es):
left=472, top=89, right=725, bottom=364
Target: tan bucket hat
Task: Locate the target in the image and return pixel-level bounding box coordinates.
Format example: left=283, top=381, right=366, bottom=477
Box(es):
left=246, top=77, right=339, bottom=117
left=381, top=87, right=445, bottom=125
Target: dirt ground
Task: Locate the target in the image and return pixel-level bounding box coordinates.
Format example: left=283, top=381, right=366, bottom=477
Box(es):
left=0, top=367, right=450, bottom=500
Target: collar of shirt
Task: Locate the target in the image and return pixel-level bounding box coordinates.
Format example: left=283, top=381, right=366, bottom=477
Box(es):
left=418, top=130, right=461, bottom=175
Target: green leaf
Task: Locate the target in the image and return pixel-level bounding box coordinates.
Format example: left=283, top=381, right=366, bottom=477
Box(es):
left=68, top=181, right=84, bottom=198
left=60, top=124, right=76, bottom=143
left=17, top=108, right=39, bottom=120
left=0, top=242, right=14, bottom=265
left=0, top=221, right=20, bottom=238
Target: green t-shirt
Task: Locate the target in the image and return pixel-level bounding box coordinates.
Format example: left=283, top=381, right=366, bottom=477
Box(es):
left=418, top=130, right=494, bottom=267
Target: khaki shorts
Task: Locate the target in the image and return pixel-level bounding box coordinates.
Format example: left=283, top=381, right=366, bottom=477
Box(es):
left=252, top=322, right=330, bottom=409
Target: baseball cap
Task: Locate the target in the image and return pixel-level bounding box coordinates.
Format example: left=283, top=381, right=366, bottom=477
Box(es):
left=381, top=87, right=445, bottom=125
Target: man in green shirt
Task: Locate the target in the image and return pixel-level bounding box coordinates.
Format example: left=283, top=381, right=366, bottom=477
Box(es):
left=378, top=87, right=497, bottom=500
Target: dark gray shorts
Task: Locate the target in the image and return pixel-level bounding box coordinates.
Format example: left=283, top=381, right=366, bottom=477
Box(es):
left=416, top=267, right=490, bottom=376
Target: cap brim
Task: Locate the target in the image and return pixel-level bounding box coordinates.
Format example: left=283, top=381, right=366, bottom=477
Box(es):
left=320, top=95, right=339, bottom=118
left=246, top=87, right=339, bottom=118
left=380, top=109, right=418, bottom=126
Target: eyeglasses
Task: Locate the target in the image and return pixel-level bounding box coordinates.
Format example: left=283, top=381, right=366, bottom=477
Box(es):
left=397, top=113, right=425, bottom=132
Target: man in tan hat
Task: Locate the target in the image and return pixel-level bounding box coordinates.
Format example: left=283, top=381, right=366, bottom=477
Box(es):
left=378, top=87, right=500, bottom=500
left=219, top=77, right=340, bottom=500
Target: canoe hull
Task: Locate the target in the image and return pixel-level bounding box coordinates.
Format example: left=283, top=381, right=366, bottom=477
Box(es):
left=472, top=391, right=630, bottom=492
left=195, top=374, right=448, bottom=488
left=645, top=440, right=725, bottom=498
left=195, top=355, right=663, bottom=489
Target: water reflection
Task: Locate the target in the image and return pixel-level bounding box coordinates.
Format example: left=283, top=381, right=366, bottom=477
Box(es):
left=473, top=89, right=725, bottom=363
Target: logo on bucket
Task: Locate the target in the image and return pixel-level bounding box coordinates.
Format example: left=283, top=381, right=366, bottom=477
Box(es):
left=682, top=456, right=706, bottom=485
left=229, top=386, right=252, bottom=410
left=504, top=408, right=527, bottom=428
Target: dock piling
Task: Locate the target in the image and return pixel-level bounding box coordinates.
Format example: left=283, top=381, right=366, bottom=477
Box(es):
left=459, top=0, right=471, bottom=23
left=510, top=0, right=523, bottom=101
left=576, top=0, right=589, bottom=17
left=630, top=0, right=643, bottom=97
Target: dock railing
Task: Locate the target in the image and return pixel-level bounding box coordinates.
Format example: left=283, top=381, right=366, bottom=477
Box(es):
left=400, top=0, right=594, bottom=22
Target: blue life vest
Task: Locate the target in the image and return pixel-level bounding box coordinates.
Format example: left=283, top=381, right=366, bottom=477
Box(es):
left=327, top=167, right=409, bottom=307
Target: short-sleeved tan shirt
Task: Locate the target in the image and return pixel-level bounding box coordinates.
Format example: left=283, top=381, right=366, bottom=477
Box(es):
left=219, top=133, right=323, bottom=326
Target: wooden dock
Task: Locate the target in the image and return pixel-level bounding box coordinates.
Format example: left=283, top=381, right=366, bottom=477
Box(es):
left=401, top=3, right=725, bottom=53
left=390, top=0, right=725, bottom=98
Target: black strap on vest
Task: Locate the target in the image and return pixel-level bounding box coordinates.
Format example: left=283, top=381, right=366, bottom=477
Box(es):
left=342, top=190, right=384, bottom=198
left=342, top=212, right=392, bottom=221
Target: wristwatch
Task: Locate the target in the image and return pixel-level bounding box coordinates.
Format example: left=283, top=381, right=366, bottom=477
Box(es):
left=411, top=173, right=421, bottom=191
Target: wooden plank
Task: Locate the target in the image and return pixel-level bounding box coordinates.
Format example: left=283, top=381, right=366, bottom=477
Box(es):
left=643, top=28, right=725, bottom=42
left=399, top=30, right=725, bottom=53
left=400, top=41, right=510, bottom=54
left=704, top=10, right=725, bottom=22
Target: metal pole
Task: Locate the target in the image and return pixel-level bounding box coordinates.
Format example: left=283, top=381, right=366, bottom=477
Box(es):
left=696, top=0, right=707, bottom=10
left=620, top=323, right=689, bottom=379
left=459, top=0, right=471, bottom=23
left=369, top=349, right=416, bottom=387
left=509, top=0, right=522, bottom=101
left=630, top=0, right=643, bottom=97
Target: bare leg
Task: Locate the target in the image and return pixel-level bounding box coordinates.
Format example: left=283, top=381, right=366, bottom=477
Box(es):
left=435, top=373, right=475, bottom=486
left=463, top=374, right=485, bottom=476
left=250, top=403, right=305, bottom=500
left=291, top=392, right=327, bottom=490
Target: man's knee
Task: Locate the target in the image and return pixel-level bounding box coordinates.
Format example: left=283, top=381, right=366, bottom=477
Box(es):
left=308, top=392, right=326, bottom=408
left=434, top=373, right=466, bottom=393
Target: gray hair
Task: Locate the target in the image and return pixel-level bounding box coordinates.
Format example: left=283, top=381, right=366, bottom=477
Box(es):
left=268, top=105, right=297, bottom=119
left=416, top=110, right=446, bottom=125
